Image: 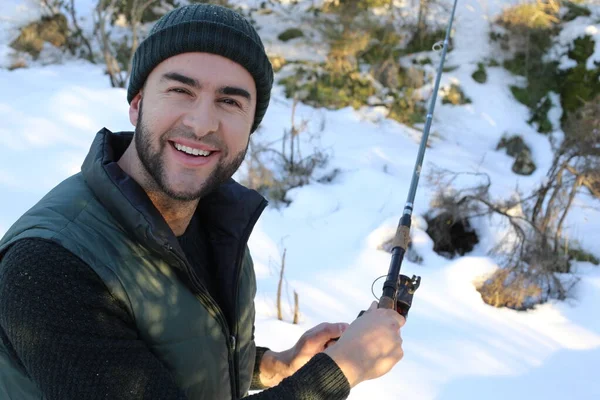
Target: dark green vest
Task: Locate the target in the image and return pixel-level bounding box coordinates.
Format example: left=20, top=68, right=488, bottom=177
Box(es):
left=0, top=128, right=267, bottom=399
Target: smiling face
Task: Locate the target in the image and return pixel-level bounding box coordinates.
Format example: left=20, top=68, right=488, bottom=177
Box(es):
left=128, top=52, right=257, bottom=202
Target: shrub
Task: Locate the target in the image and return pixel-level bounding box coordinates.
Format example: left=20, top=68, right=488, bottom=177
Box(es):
left=387, top=89, right=427, bottom=126
left=528, top=95, right=553, bottom=133
left=279, top=68, right=377, bottom=110
left=568, top=248, right=599, bottom=265
left=471, top=62, right=487, bottom=83
left=426, top=166, right=586, bottom=311
left=562, top=1, right=591, bottom=22
left=269, top=55, right=287, bottom=73
left=441, top=83, right=471, bottom=105
left=443, top=65, right=459, bottom=72
left=477, top=268, right=543, bottom=310
left=243, top=100, right=329, bottom=206
left=10, top=14, right=70, bottom=59
left=559, top=36, right=600, bottom=121
left=496, top=0, right=560, bottom=31
left=278, top=28, right=304, bottom=42
left=358, top=24, right=403, bottom=66
left=404, top=28, right=447, bottom=54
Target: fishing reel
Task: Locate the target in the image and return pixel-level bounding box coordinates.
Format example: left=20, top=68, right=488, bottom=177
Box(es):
left=362, top=273, right=421, bottom=319
left=392, top=274, right=421, bottom=318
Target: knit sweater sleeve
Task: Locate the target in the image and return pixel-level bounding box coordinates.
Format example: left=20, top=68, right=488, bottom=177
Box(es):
left=0, top=238, right=350, bottom=400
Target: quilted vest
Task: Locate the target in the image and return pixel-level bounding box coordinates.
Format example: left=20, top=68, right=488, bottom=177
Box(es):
left=0, top=128, right=267, bottom=399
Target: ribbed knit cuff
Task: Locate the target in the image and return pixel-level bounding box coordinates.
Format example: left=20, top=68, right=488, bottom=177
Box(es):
left=283, top=352, right=350, bottom=400
left=250, top=346, right=271, bottom=390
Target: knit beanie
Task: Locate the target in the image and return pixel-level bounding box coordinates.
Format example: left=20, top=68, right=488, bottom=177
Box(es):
left=127, top=4, right=273, bottom=133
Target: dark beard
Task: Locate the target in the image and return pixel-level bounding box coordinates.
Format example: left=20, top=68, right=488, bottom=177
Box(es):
left=134, top=100, right=248, bottom=202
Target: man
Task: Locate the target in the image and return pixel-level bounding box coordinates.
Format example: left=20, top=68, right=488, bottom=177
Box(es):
left=0, top=4, right=405, bottom=399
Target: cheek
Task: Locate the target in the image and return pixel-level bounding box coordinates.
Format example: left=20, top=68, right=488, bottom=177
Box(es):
left=222, top=121, right=251, bottom=154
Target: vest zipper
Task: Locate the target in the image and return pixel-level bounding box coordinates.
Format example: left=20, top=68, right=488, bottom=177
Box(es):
left=166, top=244, right=237, bottom=399
left=231, top=199, right=268, bottom=398
left=165, top=197, right=267, bottom=399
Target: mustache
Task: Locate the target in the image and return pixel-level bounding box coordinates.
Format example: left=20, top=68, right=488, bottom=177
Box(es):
left=163, top=127, right=224, bottom=150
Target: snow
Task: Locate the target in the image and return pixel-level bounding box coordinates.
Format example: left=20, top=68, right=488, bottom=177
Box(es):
left=1, top=0, right=599, bottom=399
left=549, top=15, right=600, bottom=70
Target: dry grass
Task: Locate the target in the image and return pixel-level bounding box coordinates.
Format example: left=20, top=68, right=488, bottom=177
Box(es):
left=477, top=268, right=543, bottom=310
left=497, top=0, right=560, bottom=31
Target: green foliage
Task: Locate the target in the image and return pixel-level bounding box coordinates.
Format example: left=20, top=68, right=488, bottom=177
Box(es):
left=568, top=248, right=600, bottom=265
left=414, top=57, right=432, bottom=65
left=563, top=1, right=591, bottom=22
left=358, top=24, right=402, bottom=66
left=471, top=62, right=487, bottom=83
left=387, top=89, right=426, bottom=126
left=559, top=36, right=600, bottom=119
left=487, top=59, right=500, bottom=67
left=108, top=0, right=179, bottom=25
left=278, top=28, right=304, bottom=42
left=327, top=0, right=390, bottom=14
left=559, top=64, right=600, bottom=114
left=322, top=22, right=371, bottom=73
left=489, top=31, right=507, bottom=42
left=528, top=96, right=553, bottom=133
left=510, top=86, right=530, bottom=106
left=568, top=35, right=595, bottom=64
left=442, top=83, right=471, bottom=105
left=279, top=68, right=376, bottom=110
left=358, top=0, right=390, bottom=8
left=443, top=65, right=459, bottom=72
left=505, top=53, right=559, bottom=116
left=405, top=28, right=447, bottom=54
left=503, top=53, right=527, bottom=76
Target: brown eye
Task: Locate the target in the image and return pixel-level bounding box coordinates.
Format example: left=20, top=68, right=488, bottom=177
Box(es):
left=221, top=98, right=241, bottom=108
left=170, top=88, right=191, bottom=95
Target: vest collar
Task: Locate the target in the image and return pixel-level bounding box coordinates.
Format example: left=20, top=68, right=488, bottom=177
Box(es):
left=81, top=128, right=267, bottom=258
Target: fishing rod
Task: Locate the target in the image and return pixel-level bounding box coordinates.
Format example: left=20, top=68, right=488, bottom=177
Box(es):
left=374, top=0, right=459, bottom=318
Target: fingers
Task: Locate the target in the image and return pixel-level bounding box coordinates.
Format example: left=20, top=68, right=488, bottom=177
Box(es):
left=307, top=322, right=349, bottom=342
left=398, top=315, right=406, bottom=328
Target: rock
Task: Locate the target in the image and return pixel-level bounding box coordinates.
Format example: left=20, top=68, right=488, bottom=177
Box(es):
left=512, top=152, right=536, bottom=175
left=497, top=135, right=537, bottom=175
left=372, top=59, right=399, bottom=89
left=425, top=212, right=479, bottom=258
left=497, top=135, right=527, bottom=157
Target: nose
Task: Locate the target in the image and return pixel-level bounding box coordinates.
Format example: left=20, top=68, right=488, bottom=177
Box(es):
left=182, top=96, right=219, bottom=138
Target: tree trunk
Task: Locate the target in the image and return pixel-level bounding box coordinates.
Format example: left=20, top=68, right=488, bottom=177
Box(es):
left=293, top=291, right=299, bottom=324
left=554, top=175, right=583, bottom=252
left=539, top=166, right=564, bottom=235
left=277, top=249, right=286, bottom=321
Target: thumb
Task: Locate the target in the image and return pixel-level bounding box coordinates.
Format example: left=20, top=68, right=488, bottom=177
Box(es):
left=367, top=301, right=378, bottom=311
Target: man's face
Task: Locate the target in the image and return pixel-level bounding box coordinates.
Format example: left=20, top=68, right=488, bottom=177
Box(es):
left=128, top=52, right=257, bottom=201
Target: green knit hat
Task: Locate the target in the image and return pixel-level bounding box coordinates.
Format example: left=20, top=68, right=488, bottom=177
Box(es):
left=127, top=4, right=273, bottom=133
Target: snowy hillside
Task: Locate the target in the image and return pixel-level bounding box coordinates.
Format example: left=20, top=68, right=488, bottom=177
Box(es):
left=1, top=0, right=599, bottom=399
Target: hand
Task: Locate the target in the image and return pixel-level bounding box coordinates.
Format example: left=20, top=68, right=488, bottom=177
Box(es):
left=258, top=322, right=349, bottom=387
left=324, top=301, right=405, bottom=388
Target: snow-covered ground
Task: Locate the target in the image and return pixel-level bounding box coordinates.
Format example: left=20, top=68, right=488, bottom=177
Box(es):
left=1, top=0, right=599, bottom=399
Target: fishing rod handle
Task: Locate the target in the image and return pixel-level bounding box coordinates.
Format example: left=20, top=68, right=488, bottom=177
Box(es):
left=378, top=296, right=396, bottom=310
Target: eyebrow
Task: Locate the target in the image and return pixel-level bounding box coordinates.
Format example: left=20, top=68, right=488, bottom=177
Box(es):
left=161, top=72, right=252, bottom=101
left=218, top=86, right=251, bottom=101
left=161, top=72, right=199, bottom=88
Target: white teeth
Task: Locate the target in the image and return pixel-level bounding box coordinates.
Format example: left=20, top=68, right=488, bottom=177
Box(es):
left=174, top=142, right=211, bottom=156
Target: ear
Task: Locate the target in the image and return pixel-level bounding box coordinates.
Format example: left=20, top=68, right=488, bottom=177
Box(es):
left=129, top=91, right=143, bottom=126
